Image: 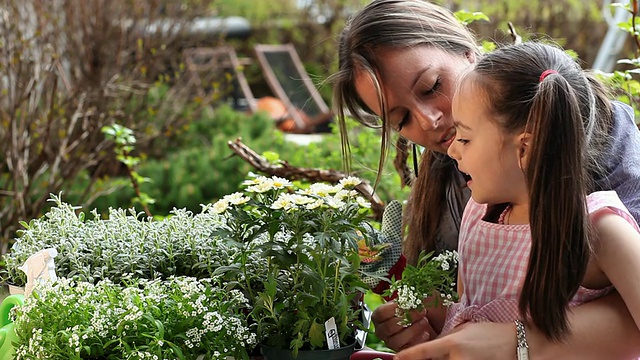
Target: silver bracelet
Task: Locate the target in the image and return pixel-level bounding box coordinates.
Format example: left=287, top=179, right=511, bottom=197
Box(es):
left=515, top=319, right=529, bottom=360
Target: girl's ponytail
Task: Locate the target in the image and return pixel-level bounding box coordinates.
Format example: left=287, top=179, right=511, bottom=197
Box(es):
left=519, top=72, right=592, bottom=341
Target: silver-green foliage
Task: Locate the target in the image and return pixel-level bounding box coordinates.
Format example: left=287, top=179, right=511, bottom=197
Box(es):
left=2, top=194, right=237, bottom=287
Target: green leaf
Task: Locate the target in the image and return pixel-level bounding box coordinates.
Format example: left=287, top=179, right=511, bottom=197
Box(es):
left=309, top=320, right=325, bottom=348
left=363, top=291, right=386, bottom=312
left=262, top=151, right=280, bottom=163
left=454, top=10, right=490, bottom=25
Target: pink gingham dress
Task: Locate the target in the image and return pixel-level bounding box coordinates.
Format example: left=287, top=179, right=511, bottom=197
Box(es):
left=442, top=191, right=640, bottom=334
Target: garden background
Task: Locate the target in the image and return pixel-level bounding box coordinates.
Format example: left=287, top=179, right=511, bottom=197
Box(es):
left=1, top=0, right=638, bottom=259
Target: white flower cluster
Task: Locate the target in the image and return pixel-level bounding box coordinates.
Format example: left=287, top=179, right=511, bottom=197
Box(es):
left=387, top=250, right=459, bottom=326
left=12, top=276, right=256, bottom=359
left=395, top=284, right=430, bottom=325
left=431, top=250, right=460, bottom=272
left=212, top=175, right=370, bottom=215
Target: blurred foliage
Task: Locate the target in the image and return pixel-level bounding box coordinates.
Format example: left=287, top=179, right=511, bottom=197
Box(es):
left=0, top=0, right=223, bottom=253
left=67, top=106, right=410, bottom=217
left=597, top=0, right=640, bottom=125
left=215, top=0, right=612, bottom=108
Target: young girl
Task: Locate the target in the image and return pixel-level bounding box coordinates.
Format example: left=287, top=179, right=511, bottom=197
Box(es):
left=395, top=41, right=640, bottom=359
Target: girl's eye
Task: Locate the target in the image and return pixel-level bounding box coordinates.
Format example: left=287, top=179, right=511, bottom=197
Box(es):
left=456, top=138, right=469, bottom=145
left=423, top=77, right=442, bottom=96
left=396, top=112, right=410, bottom=131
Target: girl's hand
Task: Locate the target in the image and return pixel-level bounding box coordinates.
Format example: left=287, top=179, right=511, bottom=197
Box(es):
left=372, top=301, right=438, bottom=351
left=393, top=322, right=516, bottom=360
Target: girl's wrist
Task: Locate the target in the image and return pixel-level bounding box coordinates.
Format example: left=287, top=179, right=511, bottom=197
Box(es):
left=515, top=320, right=529, bottom=360
left=515, top=321, right=554, bottom=360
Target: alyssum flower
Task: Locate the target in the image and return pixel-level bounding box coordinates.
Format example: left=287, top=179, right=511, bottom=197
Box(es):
left=11, top=276, right=255, bottom=360
left=386, top=250, right=459, bottom=326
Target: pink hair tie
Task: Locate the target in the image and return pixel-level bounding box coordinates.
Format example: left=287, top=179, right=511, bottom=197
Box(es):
left=539, top=69, right=558, bottom=82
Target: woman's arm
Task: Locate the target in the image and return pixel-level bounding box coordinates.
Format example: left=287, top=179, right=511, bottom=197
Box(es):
left=395, top=291, right=640, bottom=360
left=528, top=291, right=640, bottom=359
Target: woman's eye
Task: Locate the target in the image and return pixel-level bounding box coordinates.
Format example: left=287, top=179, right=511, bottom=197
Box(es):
left=396, top=113, right=410, bottom=131
left=456, top=138, right=469, bottom=145
left=423, top=77, right=442, bottom=96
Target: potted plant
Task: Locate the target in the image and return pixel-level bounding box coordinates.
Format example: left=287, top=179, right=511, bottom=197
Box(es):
left=210, top=175, right=374, bottom=359
left=1, top=176, right=381, bottom=359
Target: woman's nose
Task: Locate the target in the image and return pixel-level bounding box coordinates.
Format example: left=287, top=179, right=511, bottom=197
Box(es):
left=415, top=104, right=440, bottom=131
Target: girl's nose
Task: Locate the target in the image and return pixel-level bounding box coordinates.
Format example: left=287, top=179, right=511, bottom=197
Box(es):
left=447, top=138, right=459, bottom=160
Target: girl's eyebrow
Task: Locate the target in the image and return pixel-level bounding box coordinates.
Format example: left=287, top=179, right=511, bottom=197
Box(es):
left=453, top=119, right=472, bottom=130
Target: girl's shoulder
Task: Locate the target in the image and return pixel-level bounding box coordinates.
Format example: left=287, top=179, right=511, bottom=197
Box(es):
left=587, top=191, right=639, bottom=231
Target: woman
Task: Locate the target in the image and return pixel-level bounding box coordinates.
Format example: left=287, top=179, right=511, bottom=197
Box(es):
left=332, top=0, right=640, bottom=358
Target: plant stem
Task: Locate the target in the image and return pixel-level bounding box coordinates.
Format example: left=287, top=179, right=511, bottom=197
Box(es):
left=122, top=149, right=152, bottom=217
left=332, top=259, right=341, bottom=304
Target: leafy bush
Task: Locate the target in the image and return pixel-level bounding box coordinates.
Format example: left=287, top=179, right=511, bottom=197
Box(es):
left=596, top=1, right=640, bottom=125
left=70, top=108, right=410, bottom=217
left=69, top=106, right=287, bottom=215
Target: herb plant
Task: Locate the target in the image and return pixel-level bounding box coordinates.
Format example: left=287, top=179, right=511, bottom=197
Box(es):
left=2, top=175, right=381, bottom=357
left=1, top=194, right=237, bottom=286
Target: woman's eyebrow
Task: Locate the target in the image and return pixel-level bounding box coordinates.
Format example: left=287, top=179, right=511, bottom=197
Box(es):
left=411, top=66, right=432, bottom=89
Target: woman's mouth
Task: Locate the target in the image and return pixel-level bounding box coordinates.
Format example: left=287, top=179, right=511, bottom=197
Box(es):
left=440, top=130, right=456, bottom=148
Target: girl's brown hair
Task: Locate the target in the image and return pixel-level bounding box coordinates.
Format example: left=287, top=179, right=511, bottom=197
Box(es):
left=331, top=0, right=480, bottom=264
left=467, top=41, right=612, bottom=341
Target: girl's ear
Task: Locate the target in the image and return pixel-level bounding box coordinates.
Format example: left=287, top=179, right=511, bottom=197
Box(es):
left=517, top=132, right=532, bottom=171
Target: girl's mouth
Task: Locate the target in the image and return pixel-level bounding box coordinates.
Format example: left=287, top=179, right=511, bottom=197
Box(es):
left=459, top=170, right=472, bottom=183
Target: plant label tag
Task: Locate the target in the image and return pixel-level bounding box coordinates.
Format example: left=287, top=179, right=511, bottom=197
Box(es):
left=324, top=317, right=340, bottom=350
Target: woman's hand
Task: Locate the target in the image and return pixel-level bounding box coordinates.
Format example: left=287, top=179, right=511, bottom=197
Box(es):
left=394, top=291, right=640, bottom=360
left=393, top=322, right=515, bottom=360
left=372, top=301, right=437, bottom=351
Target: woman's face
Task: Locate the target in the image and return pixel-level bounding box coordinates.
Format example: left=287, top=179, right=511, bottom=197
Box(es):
left=354, top=45, right=474, bottom=154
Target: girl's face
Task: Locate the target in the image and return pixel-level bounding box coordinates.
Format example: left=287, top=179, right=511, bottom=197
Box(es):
left=447, top=78, right=528, bottom=207
left=354, top=45, right=474, bottom=154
